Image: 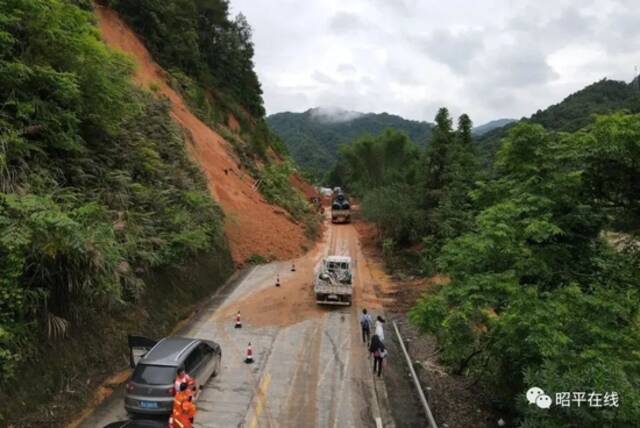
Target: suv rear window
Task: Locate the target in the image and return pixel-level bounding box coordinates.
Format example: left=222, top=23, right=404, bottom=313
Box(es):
left=132, top=364, right=175, bottom=385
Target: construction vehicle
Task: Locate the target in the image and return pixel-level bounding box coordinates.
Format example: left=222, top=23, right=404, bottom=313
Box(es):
left=313, top=255, right=353, bottom=305
left=331, top=192, right=351, bottom=223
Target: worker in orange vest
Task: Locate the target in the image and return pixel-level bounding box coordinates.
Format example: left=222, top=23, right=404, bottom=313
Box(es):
left=170, top=383, right=190, bottom=428
left=180, top=395, right=197, bottom=428
left=171, top=392, right=197, bottom=428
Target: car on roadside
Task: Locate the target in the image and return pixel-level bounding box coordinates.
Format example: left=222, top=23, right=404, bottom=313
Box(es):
left=124, top=337, right=221, bottom=416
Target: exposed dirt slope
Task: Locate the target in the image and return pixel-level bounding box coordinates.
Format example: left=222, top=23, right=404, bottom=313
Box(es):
left=96, top=6, right=306, bottom=265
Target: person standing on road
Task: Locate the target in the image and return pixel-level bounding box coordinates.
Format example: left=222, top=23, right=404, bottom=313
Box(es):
left=375, top=315, right=385, bottom=341
left=171, top=383, right=189, bottom=428
left=369, top=334, right=386, bottom=377
left=360, top=308, right=372, bottom=345
left=179, top=394, right=197, bottom=428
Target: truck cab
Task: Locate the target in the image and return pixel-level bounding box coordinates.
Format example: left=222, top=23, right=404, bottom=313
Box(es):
left=331, top=194, right=351, bottom=224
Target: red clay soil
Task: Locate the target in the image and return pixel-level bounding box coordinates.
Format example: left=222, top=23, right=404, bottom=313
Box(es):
left=96, top=6, right=307, bottom=265
left=352, top=217, right=449, bottom=312
left=215, top=220, right=387, bottom=328
left=215, top=238, right=328, bottom=328
left=289, top=174, right=318, bottom=199
left=227, top=113, right=241, bottom=133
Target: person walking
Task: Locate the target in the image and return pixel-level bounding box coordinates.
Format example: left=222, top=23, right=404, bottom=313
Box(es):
left=369, top=334, right=387, bottom=377
left=375, top=315, right=385, bottom=341
left=360, top=308, right=372, bottom=345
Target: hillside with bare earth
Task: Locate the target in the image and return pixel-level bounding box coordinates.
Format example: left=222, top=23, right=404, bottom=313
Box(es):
left=96, top=6, right=309, bottom=265
left=0, top=2, right=321, bottom=426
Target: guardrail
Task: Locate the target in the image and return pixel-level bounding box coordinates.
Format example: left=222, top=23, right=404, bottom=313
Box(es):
left=392, top=321, right=438, bottom=428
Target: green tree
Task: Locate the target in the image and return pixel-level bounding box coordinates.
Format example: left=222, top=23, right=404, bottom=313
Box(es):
left=336, top=129, right=423, bottom=245
left=457, top=113, right=473, bottom=147
left=422, top=107, right=454, bottom=217
left=110, top=0, right=265, bottom=118
left=0, top=0, right=227, bottom=392
left=339, top=128, right=419, bottom=194
left=420, top=109, right=478, bottom=274
left=411, top=118, right=640, bottom=427
left=361, top=183, right=423, bottom=245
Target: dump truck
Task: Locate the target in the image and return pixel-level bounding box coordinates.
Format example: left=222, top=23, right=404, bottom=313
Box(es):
left=331, top=193, right=351, bottom=223
left=313, top=255, right=353, bottom=305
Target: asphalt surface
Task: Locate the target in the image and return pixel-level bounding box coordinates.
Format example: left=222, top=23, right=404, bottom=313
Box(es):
left=80, top=219, right=394, bottom=428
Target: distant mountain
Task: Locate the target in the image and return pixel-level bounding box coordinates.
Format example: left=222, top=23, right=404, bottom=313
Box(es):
left=477, top=77, right=640, bottom=163
left=267, top=107, right=432, bottom=179
left=472, top=118, right=516, bottom=136
left=271, top=77, right=640, bottom=178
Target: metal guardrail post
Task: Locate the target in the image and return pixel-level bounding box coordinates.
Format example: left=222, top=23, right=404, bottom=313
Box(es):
left=392, top=321, right=438, bottom=428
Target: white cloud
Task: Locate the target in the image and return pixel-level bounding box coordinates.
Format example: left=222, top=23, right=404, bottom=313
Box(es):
left=230, top=0, right=640, bottom=124
left=309, top=106, right=364, bottom=123
left=414, top=29, right=484, bottom=74
left=328, top=11, right=368, bottom=34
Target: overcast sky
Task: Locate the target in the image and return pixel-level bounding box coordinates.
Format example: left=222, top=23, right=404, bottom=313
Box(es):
left=230, top=0, right=640, bottom=124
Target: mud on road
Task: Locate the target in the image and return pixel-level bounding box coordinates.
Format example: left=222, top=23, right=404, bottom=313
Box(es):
left=78, top=216, right=404, bottom=428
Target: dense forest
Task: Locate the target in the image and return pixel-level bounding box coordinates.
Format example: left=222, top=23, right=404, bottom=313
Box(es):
left=267, top=108, right=433, bottom=180
left=108, top=0, right=264, bottom=118
left=336, top=105, right=640, bottom=426
left=0, top=0, right=295, bottom=425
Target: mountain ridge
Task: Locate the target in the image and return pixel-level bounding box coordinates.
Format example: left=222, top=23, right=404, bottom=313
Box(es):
left=268, top=107, right=524, bottom=179
left=472, top=118, right=516, bottom=135
left=267, top=108, right=434, bottom=179
left=476, top=76, right=640, bottom=163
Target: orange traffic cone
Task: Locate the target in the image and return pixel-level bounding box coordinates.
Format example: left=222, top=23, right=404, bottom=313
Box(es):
left=275, top=274, right=280, bottom=287
left=291, top=262, right=296, bottom=272
left=245, top=342, right=254, bottom=364
left=235, top=311, right=242, bottom=329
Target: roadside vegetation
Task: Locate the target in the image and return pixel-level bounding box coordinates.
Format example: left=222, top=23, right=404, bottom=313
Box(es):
left=333, top=107, right=640, bottom=425
left=258, top=161, right=321, bottom=238
left=0, top=0, right=238, bottom=424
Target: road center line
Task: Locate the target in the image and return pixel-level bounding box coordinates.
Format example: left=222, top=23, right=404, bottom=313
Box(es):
left=249, top=372, right=272, bottom=428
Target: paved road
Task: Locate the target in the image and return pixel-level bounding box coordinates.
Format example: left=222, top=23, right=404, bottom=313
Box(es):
left=80, top=220, right=391, bottom=427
